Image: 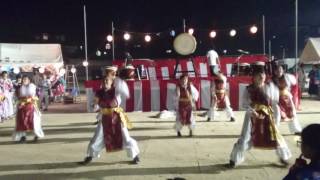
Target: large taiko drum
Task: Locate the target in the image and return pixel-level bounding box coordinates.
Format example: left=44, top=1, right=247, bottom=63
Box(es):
left=173, top=33, right=197, bottom=55
left=119, top=65, right=135, bottom=80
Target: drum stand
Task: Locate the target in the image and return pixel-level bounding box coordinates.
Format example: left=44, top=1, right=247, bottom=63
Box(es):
left=173, top=57, right=197, bottom=78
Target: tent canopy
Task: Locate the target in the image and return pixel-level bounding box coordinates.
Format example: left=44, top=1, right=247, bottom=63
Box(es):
left=0, top=43, right=63, bottom=72
left=300, top=38, right=320, bottom=64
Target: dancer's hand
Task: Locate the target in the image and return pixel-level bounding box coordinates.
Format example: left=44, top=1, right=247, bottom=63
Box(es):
left=252, top=110, right=259, bottom=118
left=110, top=100, right=118, bottom=107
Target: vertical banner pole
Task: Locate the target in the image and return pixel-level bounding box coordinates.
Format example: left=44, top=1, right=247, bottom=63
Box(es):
left=84, top=5, right=89, bottom=81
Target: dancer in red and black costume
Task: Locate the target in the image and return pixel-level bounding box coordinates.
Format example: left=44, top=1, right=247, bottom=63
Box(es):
left=272, top=64, right=302, bottom=135
left=229, top=62, right=291, bottom=168
left=80, top=66, right=140, bottom=165
left=13, top=75, right=44, bottom=143
left=207, top=72, right=235, bottom=122
left=174, top=74, right=199, bottom=137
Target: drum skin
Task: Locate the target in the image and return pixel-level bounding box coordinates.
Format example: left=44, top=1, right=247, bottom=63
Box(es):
left=173, top=33, right=197, bottom=55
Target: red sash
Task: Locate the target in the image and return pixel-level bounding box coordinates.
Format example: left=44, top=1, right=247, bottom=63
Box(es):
left=251, top=111, right=277, bottom=149
left=96, top=88, right=123, bottom=152
left=16, top=97, right=35, bottom=131
left=178, top=84, right=192, bottom=125
left=101, top=111, right=123, bottom=152
left=248, top=85, right=277, bottom=149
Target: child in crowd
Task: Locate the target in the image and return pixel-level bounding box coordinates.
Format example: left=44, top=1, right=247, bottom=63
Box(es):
left=283, top=124, right=320, bottom=180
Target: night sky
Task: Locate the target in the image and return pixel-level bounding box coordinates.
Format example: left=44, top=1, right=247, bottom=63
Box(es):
left=0, top=0, right=319, bottom=59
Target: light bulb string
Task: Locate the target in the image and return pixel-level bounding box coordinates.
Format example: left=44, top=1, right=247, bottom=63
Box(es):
left=111, top=23, right=261, bottom=35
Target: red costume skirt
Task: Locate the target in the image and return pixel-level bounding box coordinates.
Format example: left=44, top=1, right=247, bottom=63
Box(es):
left=251, top=110, right=277, bottom=149
left=16, top=103, right=34, bottom=131
left=279, top=94, right=294, bottom=120
left=178, top=100, right=192, bottom=125
left=102, top=112, right=123, bottom=152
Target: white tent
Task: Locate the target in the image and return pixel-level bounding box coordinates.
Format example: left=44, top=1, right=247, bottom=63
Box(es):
left=300, top=38, right=320, bottom=64
left=0, top=43, right=64, bottom=73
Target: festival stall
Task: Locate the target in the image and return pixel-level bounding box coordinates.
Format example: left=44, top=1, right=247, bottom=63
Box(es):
left=300, top=37, right=320, bottom=64
left=0, top=43, right=64, bottom=75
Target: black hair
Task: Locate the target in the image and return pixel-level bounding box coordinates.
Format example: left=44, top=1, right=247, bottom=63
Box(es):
left=1, top=71, right=8, bottom=75
left=274, top=64, right=284, bottom=70
left=16, top=74, right=22, bottom=79
left=301, top=124, right=320, bottom=155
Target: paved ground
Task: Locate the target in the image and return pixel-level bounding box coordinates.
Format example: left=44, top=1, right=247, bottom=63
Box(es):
left=0, top=98, right=319, bottom=180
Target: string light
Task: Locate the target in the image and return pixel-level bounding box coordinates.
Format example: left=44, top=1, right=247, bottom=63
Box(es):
left=230, top=29, right=237, bottom=37
left=106, top=35, right=113, bottom=42
left=209, top=31, right=217, bottom=38
left=124, top=33, right=131, bottom=40
left=250, top=25, right=258, bottom=34
left=104, top=23, right=258, bottom=47
left=145, top=35, right=151, bottom=42
left=82, top=61, right=89, bottom=67
left=96, top=50, right=101, bottom=56
left=170, top=30, right=176, bottom=37
left=188, top=28, right=194, bottom=35
left=71, top=67, right=76, bottom=74
left=223, top=49, right=227, bottom=54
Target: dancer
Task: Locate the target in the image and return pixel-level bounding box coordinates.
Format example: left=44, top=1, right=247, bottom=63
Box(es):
left=39, top=74, right=51, bottom=111
left=207, top=49, right=220, bottom=77
left=12, top=74, right=22, bottom=115
left=0, top=71, right=14, bottom=120
left=13, top=74, right=22, bottom=97
left=13, top=75, right=44, bottom=143
left=272, top=64, right=302, bottom=134
left=307, top=65, right=319, bottom=97
left=229, top=62, right=291, bottom=167
left=51, top=75, right=66, bottom=103
left=80, top=66, right=140, bottom=165
left=207, top=72, right=235, bottom=122
left=174, top=74, right=199, bottom=137
left=0, top=87, right=5, bottom=122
